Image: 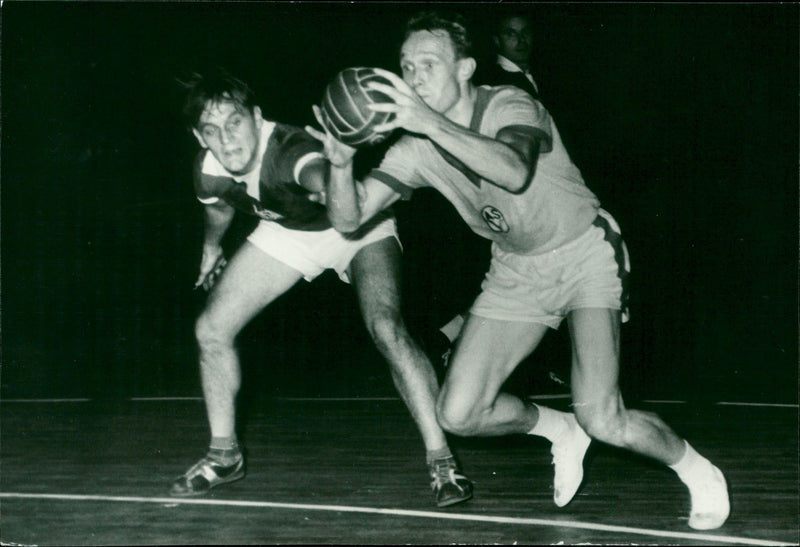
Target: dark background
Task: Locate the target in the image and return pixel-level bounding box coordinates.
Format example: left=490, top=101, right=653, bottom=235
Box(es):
left=2, top=2, right=797, bottom=405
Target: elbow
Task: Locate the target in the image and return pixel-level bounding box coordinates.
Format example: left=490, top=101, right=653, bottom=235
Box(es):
left=509, top=165, right=535, bottom=194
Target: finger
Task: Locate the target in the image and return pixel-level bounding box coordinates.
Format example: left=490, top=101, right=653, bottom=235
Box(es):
left=370, top=122, right=398, bottom=134
left=366, top=102, right=399, bottom=113
left=370, top=67, right=407, bottom=89
left=304, top=125, right=326, bottom=141
left=312, top=104, right=328, bottom=128
left=365, top=81, right=404, bottom=101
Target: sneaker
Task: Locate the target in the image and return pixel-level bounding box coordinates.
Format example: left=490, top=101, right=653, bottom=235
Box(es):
left=686, top=463, right=730, bottom=530
left=429, top=457, right=474, bottom=507
left=170, top=454, right=245, bottom=497
left=551, top=414, right=591, bottom=507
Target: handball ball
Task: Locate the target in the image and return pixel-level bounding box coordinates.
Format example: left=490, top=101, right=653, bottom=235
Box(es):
left=321, top=67, right=396, bottom=147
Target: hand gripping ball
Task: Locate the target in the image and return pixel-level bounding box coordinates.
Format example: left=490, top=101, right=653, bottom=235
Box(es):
left=321, top=67, right=396, bottom=147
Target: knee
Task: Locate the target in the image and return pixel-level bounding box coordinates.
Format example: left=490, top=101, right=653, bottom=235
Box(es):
left=363, top=308, right=406, bottom=354
left=574, top=406, right=627, bottom=447
left=195, top=313, right=232, bottom=354
left=436, top=393, right=481, bottom=436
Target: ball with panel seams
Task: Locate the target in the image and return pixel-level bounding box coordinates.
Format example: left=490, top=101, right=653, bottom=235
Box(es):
left=321, top=67, right=396, bottom=147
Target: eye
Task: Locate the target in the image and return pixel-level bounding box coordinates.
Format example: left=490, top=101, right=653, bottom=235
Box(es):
left=202, top=126, right=218, bottom=139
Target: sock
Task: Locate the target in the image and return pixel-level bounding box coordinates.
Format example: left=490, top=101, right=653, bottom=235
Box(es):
left=440, top=314, right=466, bottom=343
left=426, top=446, right=454, bottom=465
left=208, top=436, right=241, bottom=465
left=669, top=440, right=707, bottom=483
left=527, top=404, right=569, bottom=443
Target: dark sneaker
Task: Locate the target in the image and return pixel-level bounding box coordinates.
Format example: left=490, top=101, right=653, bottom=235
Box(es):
left=170, top=455, right=245, bottom=497
left=429, top=457, right=473, bottom=507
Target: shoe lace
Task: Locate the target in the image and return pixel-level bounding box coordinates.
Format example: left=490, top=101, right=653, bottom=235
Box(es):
left=185, top=457, right=214, bottom=478
left=441, top=348, right=453, bottom=369
left=430, top=460, right=458, bottom=489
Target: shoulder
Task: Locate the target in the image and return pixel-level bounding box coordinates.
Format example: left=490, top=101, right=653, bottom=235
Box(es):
left=480, top=84, right=548, bottom=120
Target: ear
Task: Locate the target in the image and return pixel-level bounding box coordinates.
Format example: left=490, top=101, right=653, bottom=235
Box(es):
left=192, top=128, right=208, bottom=149
left=253, top=106, right=263, bottom=129
left=457, top=57, right=477, bottom=82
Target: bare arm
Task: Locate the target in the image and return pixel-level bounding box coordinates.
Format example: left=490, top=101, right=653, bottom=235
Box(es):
left=367, top=68, right=540, bottom=193
left=305, top=106, right=402, bottom=232
left=195, top=199, right=235, bottom=290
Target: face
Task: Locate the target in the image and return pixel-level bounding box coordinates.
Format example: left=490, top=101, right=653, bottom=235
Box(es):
left=496, top=16, right=533, bottom=65
left=193, top=99, right=262, bottom=175
left=400, top=30, right=465, bottom=114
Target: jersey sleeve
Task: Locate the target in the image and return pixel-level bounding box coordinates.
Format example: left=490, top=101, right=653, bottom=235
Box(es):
left=486, top=87, right=553, bottom=153
left=269, top=124, right=324, bottom=183
left=367, top=135, right=424, bottom=201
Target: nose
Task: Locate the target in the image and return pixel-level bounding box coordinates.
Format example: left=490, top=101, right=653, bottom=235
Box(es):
left=408, top=70, right=424, bottom=90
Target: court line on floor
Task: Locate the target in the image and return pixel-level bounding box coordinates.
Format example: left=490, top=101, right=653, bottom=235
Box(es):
left=0, top=492, right=791, bottom=546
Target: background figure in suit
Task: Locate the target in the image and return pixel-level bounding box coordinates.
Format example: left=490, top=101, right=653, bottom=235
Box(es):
left=477, top=11, right=540, bottom=99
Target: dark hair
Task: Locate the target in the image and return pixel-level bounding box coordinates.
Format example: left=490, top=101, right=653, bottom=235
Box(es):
left=404, top=10, right=474, bottom=59
left=178, top=67, right=257, bottom=129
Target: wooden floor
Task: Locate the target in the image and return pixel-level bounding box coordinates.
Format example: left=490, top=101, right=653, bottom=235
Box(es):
left=1, top=397, right=797, bottom=545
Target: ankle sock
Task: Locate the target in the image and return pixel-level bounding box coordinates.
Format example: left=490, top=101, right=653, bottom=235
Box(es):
left=208, top=436, right=241, bottom=465
left=426, top=446, right=454, bottom=466
left=527, top=404, right=569, bottom=442
left=669, top=441, right=707, bottom=483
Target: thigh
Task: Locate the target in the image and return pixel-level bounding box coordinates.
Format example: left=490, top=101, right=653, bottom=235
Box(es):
left=442, top=314, right=550, bottom=411
left=203, top=241, right=304, bottom=337
left=567, top=307, right=622, bottom=408
left=349, top=237, right=403, bottom=317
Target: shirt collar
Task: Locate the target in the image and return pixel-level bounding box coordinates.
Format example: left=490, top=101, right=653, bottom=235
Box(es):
left=497, top=54, right=526, bottom=74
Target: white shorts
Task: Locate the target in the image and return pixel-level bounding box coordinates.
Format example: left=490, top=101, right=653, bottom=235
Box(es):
left=471, top=209, right=630, bottom=328
left=246, top=210, right=400, bottom=283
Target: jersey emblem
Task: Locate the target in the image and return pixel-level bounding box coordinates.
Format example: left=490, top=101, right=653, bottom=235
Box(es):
left=252, top=203, right=284, bottom=221
left=481, top=206, right=509, bottom=233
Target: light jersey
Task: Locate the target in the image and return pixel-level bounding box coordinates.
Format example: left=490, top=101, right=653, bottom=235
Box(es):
left=193, top=120, right=330, bottom=231
left=369, top=85, right=600, bottom=255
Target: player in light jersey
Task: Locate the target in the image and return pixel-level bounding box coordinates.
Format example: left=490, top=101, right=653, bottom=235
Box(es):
left=170, top=69, right=473, bottom=508
left=306, top=11, right=729, bottom=530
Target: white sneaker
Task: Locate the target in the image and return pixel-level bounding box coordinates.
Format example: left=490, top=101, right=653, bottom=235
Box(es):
left=551, top=414, right=592, bottom=507
left=686, top=463, right=730, bottom=530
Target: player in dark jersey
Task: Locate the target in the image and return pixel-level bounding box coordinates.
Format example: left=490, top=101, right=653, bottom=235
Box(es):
left=170, top=69, right=473, bottom=508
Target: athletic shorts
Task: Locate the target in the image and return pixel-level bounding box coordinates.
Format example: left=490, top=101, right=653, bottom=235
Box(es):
left=246, top=210, right=400, bottom=283
left=471, top=209, right=630, bottom=328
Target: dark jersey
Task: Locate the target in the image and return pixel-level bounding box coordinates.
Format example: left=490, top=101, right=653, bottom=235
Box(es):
left=194, top=122, right=331, bottom=231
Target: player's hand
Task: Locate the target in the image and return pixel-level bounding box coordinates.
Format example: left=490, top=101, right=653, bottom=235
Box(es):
left=364, top=67, right=443, bottom=136
left=305, top=105, right=357, bottom=169
left=194, top=246, right=227, bottom=292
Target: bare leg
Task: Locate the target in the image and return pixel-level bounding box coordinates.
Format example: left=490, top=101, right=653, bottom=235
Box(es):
left=567, top=308, right=685, bottom=463
left=568, top=307, right=729, bottom=529
left=349, top=238, right=447, bottom=452
left=437, top=314, right=550, bottom=436
left=349, top=237, right=473, bottom=507
left=195, top=242, right=303, bottom=439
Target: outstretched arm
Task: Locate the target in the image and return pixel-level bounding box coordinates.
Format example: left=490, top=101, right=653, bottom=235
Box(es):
left=305, top=106, right=402, bottom=233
